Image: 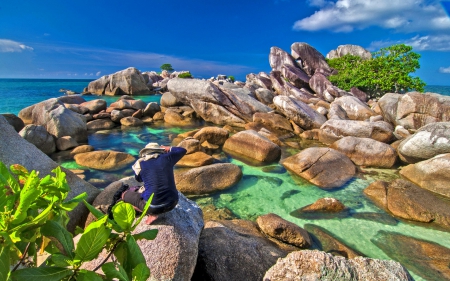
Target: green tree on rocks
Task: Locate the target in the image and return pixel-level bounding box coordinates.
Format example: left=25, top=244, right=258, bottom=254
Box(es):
left=327, top=44, right=426, bottom=99
left=160, top=64, right=174, bottom=73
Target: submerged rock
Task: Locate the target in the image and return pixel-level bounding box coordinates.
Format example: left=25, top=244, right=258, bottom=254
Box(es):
left=263, top=250, right=412, bottom=281
left=372, top=231, right=450, bottom=280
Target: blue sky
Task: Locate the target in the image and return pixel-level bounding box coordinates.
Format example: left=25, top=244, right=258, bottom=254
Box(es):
left=1, top=0, right=450, bottom=85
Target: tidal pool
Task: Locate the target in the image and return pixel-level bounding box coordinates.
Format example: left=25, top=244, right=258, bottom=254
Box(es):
left=57, top=124, right=450, bottom=281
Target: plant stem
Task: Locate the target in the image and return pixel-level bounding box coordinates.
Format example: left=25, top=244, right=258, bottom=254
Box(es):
left=93, top=240, right=123, bottom=272
left=12, top=242, right=30, bottom=271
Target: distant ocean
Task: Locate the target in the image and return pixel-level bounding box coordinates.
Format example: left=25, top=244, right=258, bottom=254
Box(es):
left=0, top=78, right=449, bottom=115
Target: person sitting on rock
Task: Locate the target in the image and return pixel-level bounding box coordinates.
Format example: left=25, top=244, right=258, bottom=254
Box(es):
left=121, top=142, right=186, bottom=224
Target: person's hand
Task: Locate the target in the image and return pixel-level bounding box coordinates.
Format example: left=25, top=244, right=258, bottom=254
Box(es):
left=160, top=145, right=171, bottom=153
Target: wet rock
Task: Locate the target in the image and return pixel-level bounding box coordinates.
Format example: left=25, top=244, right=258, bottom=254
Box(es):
left=201, top=204, right=235, bottom=221
left=86, top=119, right=116, bottom=130
left=19, top=124, right=56, bottom=154
left=192, top=220, right=288, bottom=281
left=143, top=102, right=161, bottom=117
left=351, top=212, right=398, bottom=226
left=120, top=116, right=144, bottom=127
left=174, top=163, right=242, bottom=195
left=319, top=120, right=394, bottom=145
left=372, top=230, right=450, bottom=280
left=274, top=96, right=327, bottom=130
left=397, top=122, right=450, bottom=163
left=92, top=112, right=111, bottom=119
left=70, top=144, right=94, bottom=155
left=364, top=179, right=450, bottom=229
left=223, top=130, right=281, bottom=163
left=110, top=109, right=124, bottom=123
left=400, top=153, right=450, bottom=199
left=176, top=151, right=215, bottom=167
left=74, top=150, right=135, bottom=171
left=330, top=136, right=397, bottom=168
left=302, top=198, right=346, bottom=213
left=80, top=99, right=107, bottom=114
left=256, top=213, right=311, bottom=248
left=56, top=136, right=79, bottom=151
left=304, top=224, right=364, bottom=259
left=282, top=147, right=355, bottom=189
left=264, top=249, right=412, bottom=281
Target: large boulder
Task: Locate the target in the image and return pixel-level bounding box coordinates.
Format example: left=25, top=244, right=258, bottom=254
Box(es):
left=256, top=213, right=311, bottom=248
left=0, top=115, right=99, bottom=232
left=309, top=72, right=333, bottom=98
left=254, top=88, right=275, bottom=105
left=161, top=92, right=182, bottom=107
left=319, top=119, right=394, bottom=145
left=223, top=130, right=281, bottom=163
left=282, top=147, right=355, bottom=189
left=269, top=46, right=299, bottom=72
left=79, top=99, right=107, bottom=114
left=167, top=78, right=246, bottom=127
left=291, top=42, right=332, bottom=75
left=19, top=124, right=56, bottom=154
left=397, top=122, right=450, bottom=163
left=364, top=179, right=450, bottom=229
left=83, top=179, right=204, bottom=281
left=86, top=119, right=116, bottom=130
left=87, top=67, right=151, bottom=96
left=395, top=92, right=450, bottom=130
left=330, top=137, right=397, bottom=168
left=192, top=220, right=288, bottom=281
left=56, top=136, right=79, bottom=151
left=164, top=108, right=198, bottom=126
left=193, top=126, right=229, bottom=146
left=326, top=44, right=372, bottom=60
left=19, top=98, right=87, bottom=142
left=263, top=250, right=412, bottom=281
left=377, top=92, right=402, bottom=125
left=74, top=150, right=135, bottom=171
left=332, top=96, right=377, bottom=121
left=280, top=64, right=310, bottom=89
left=274, top=96, right=327, bottom=130
left=120, top=116, right=144, bottom=127
left=174, top=163, right=242, bottom=195
left=176, top=151, right=215, bottom=167
left=143, top=102, right=161, bottom=117
left=1, top=113, right=24, bottom=132
left=372, top=230, right=450, bottom=280
left=399, top=154, right=450, bottom=199
left=253, top=112, right=293, bottom=135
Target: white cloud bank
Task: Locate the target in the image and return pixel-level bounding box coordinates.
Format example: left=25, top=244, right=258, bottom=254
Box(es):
left=440, top=66, right=450, bottom=73
left=294, top=0, right=450, bottom=33
left=368, top=34, right=450, bottom=51
left=0, top=39, right=34, bottom=52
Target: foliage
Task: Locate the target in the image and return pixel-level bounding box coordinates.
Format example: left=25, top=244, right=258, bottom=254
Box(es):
left=0, top=161, right=157, bottom=281
left=228, top=76, right=235, bottom=82
left=160, top=64, right=174, bottom=72
left=177, top=72, right=192, bottom=79
left=327, top=44, right=426, bottom=99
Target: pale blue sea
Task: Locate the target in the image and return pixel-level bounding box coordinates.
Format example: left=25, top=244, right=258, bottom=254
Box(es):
left=1, top=79, right=450, bottom=280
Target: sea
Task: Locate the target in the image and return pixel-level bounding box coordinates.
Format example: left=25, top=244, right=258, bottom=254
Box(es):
left=1, top=78, right=450, bottom=280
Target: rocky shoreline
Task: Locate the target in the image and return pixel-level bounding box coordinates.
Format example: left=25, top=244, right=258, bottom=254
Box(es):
left=1, top=42, right=450, bottom=280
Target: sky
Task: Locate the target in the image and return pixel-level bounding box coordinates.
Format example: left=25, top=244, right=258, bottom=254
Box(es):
left=1, top=0, right=450, bottom=85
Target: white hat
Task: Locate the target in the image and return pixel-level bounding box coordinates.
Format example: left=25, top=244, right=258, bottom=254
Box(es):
left=139, top=142, right=165, bottom=157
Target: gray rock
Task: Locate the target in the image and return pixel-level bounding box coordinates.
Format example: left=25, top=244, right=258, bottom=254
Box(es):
left=263, top=250, right=412, bottom=281
left=143, top=102, right=161, bottom=117
left=120, top=116, right=144, bottom=127
left=255, top=88, right=275, bottom=105
left=0, top=115, right=99, bottom=232
left=1, top=113, right=24, bottom=132
left=161, top=92, right=182, bottom=107
left=56, top=136, right=79, bottom=151
left=397, top=122, right=450, bottom=163
left=281, top=64, right=310, bottom=89
left=284, top=82, right=316, bottom=103
left=332, top=96, right=376, bottom=121
left=327, top=103, right=349, bottom=120
left=269, top=46, right=299, bottom=72
left=193, top=127, right=229, bottom=146
left=291, top=42, right=332, bottom=76
left=74, top=150, right=135, bottom=171
left=309, top=72, right=333, bottom=99
left=86, top=119, right=116, bottom=130
left=274, top=95, right=327, bottom=130
left=79, top=99, right=107, bottom=114
left=326, top=44, right=372, bottom=60
left=378, top=92, right=402, bottom=125
left=19, top=124, right=56, bottom=154
left=87, top=67, right=150, bottom=96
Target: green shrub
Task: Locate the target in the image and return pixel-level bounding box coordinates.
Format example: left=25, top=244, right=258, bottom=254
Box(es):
left=228, top=76, right=235, bottom=82
left=160, top=64, right=174, bottom=72
left=327, top=44, right=425, bottom=99
left=178, top=72, right=192, bottom=79
left=0, top=161, right=157, bottom=281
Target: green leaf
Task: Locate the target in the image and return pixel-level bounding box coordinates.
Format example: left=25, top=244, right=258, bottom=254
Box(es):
left=40, top=220, right=74, bottom=259
left=102, top=262, right=130, bottom=281
left=0, top=245, right=10, bottom=281
left=133, top=193, right=153, bottom=230
left=76, top=270, right=103, bottom=281
left=133, top=229, right=158, bottom=241
left=10, top=267, right=73, bottom=281
left=126, top=235, right=146, bottom=269
left=0, top=162, right=20, bottom=193
left=83, top=200, right=122, bottom=232
left=11, top=170, right=41, bottom=225
left=113, top=202, right=136, bottom=232
left=74, top=216, right=111, bottom=262
left=132, top=263, right=150, bottom=281
left=10, top=202, right=54, bottom=242
left=60, top=192, right=87, bottom=211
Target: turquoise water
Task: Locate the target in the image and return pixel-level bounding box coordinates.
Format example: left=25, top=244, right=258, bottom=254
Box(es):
left=1, top=79, right=450, bottom=280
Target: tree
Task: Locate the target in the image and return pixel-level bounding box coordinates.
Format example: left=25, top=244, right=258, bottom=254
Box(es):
left=160, top=64, right=174, bottom=72
left=327, top=44, right=425, bottom=99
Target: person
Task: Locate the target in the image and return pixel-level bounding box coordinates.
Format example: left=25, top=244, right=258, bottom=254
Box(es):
left=121, top=142, right=187, bottom=224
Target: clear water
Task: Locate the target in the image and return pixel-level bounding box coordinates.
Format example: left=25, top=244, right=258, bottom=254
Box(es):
left=1, top=79, right=450, bottom=280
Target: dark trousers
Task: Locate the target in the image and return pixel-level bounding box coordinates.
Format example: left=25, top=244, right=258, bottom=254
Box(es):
left=122, top=190, right=178, bottom=215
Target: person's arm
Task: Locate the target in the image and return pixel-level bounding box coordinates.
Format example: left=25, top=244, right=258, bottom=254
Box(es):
left=161, top=145, right=187, bottom=165
left=135, top=173, right=143, bottom=182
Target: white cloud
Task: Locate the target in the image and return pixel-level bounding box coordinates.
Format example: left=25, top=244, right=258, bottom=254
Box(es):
left=440, top=66, right=450, bottom=73
left=0, top=39, right=34, bottom=52
left=294, top=0, right=450, bottom=33
left=96, top=71, right=101, bottom=76
left=368, top=35, right=450, bottom=51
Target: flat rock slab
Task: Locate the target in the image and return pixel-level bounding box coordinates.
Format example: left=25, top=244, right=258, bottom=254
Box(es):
left=74, top=150, right=135, bottom=171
